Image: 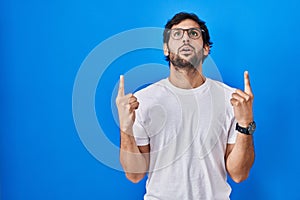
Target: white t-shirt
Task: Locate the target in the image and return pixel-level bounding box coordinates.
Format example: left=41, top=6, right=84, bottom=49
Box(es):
left=133, top=78, right=237, bottom=200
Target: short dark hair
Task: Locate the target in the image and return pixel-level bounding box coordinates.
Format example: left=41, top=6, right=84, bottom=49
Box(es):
left=163, top=12, right=213, bottom=62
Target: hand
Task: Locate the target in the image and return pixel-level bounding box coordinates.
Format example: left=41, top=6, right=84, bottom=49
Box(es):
left=115, top=75, right=139, bottom=134
left=230, top=71, right=254, bottom=127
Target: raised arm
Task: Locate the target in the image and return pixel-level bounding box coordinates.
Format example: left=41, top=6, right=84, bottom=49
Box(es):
left=225, top=71, right=255, bottom=183
left=116, top=75, right=150, bottom=183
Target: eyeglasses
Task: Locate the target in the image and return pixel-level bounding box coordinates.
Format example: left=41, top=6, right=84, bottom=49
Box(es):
left=169, top=28, right=203, bottom=40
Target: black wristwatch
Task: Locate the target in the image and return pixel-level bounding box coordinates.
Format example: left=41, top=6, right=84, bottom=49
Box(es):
left=236, top=121, right=256, bottom=135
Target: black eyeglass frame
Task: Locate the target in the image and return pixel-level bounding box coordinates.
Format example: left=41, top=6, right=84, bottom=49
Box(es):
left=168, top=28, right=205, bottom=40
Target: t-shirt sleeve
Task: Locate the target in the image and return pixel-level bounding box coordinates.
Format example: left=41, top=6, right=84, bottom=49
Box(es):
left=133, top=120, right=150, bottom=146
left=132, top=92, right=150, bottom=146
left=227, top=117, right=237, bottom=144
left=226, top=87, right=237, bottom=144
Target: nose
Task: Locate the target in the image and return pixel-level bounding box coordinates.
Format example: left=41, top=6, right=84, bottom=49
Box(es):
left=182, top=30, right=190, bottom=43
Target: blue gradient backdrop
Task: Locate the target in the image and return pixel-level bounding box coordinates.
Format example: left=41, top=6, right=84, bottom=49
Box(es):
left=1, top=0, right=300, bottom=199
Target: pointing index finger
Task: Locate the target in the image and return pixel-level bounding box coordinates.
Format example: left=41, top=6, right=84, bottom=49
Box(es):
left=244, top=71, right=253, bottom=95
left=118, top=75, right=125, bottom=96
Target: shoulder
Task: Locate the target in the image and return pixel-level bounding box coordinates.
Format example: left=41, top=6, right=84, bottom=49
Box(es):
left=208, top=78, right=235, bottom=92
left=134, top=78, right=169, bottom=99
left=133, top=79, right=169, bottom=118
left=207, top=79, right=236, bottom=115
left=207, top=78, right=236, bottom=97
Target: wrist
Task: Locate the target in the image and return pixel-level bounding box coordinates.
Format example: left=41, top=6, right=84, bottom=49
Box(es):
left=120, top=125, right=133, bottom=136
left=236, top=121, right=256, bottom=135
left=237, top=120, right=253, bottom=128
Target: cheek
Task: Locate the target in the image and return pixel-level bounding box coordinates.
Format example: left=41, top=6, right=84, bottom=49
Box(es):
left=167, top=40, right=204, bottom=53
left=193, top=40, right=204, bottom=49
left=168, top=41, right=181, bottom=52
left=194, top=43, right=205, bottom=54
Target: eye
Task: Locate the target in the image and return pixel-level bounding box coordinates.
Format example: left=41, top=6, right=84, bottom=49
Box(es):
left=189, top=29, right=199, bottom=37
left=172, top=30, right=182, bottom=38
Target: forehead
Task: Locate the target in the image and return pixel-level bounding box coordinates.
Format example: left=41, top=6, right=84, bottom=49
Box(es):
left=171, top=19, right=200, bottom=29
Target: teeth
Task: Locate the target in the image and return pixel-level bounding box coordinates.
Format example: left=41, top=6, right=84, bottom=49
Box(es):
left=182, top=47, right=191, bottom=51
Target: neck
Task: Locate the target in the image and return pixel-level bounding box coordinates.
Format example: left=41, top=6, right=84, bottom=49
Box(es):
left=168, top=64, right=206, bottom=89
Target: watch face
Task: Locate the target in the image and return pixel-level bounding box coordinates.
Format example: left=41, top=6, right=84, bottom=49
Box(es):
left=248, top=121, right=256, bottom=135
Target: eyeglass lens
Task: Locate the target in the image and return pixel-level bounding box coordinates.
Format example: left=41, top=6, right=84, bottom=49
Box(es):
left=170, top=28, right=202, bottom=40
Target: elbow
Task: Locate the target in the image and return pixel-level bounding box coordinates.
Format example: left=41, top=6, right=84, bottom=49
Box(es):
left=230, top=172, right=249, bottom=183
left=125, top=173, right=145, bottom=183
left=226, top=160, right=254, bottom=183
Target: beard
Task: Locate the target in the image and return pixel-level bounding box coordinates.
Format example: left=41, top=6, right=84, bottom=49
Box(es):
left=169, top=45, right=203, bottom=70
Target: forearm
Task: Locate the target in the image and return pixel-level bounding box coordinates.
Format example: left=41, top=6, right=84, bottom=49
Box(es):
left=226, top=133, right=255, bottom=183
left=120, top=131, right=148, bottom=182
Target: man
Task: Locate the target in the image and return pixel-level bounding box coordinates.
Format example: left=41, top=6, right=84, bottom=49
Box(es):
left=116, top=12, right=255, bottom=200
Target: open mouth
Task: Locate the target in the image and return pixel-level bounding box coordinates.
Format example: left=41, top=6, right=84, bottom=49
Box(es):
left=179, top=45, right=194, bottom=56
left=180, top=48, right=193, bottom=56
left=181, top=47, right=192, bottom=52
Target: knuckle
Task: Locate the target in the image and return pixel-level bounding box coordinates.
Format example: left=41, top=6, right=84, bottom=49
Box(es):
left=129, top=96, right=136, bottom=101
left=245, top=95, right=250, bottom=102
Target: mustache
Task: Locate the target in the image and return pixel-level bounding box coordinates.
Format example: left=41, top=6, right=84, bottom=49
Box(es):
left=178, top=44, right=195, bottom=52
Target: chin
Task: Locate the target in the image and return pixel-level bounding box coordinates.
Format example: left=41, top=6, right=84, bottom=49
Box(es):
left=170, top=54, right=201, bottom=69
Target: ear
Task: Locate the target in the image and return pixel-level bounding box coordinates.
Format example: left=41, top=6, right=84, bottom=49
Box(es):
left=163, top=43, right=169, bottom=56
left=203, top=44, right=210, bottom=56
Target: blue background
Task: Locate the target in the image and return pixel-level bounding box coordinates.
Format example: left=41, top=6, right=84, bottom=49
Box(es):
left=1, top=0, right=300, bottom=199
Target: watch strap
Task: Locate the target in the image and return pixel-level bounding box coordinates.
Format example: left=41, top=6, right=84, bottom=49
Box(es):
left=236, top=121, right=256, bottom=135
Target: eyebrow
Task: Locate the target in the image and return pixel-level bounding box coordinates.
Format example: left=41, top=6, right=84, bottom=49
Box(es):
left=171, top=25, right=201, bottom=29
